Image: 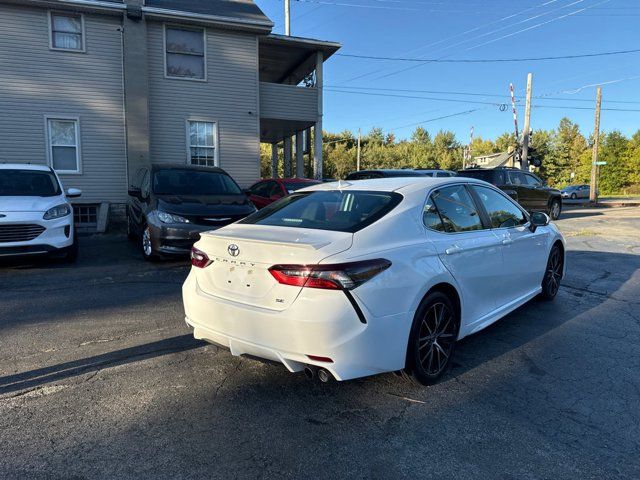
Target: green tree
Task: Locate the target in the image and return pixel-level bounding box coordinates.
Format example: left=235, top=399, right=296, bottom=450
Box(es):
left=495, top=132, right=517, bottom=152
left=542, top=118, right=587, bottom=186
left=433, top=130, right=461, bottom=170
left=597, top=131, right=631, bottom=194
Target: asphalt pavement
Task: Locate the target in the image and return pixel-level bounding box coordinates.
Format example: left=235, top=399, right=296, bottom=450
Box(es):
left=1, top=206, right=639, bottom=479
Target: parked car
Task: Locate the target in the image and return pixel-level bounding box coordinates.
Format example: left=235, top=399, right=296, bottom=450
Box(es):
left=245, top=178, right=321, bottom=209
left=0, top=164, right=81, bottom=260
left=183, top=176, right=565, bottom=385
left=414, top=169, right=457, bottom=177
left=561, top=184, right=591, bottom=199
left=457, top=167, right=563, bottom=220
left=127, top=164, right=256, bottom=260
left=345, top=169, right=427, bottom=180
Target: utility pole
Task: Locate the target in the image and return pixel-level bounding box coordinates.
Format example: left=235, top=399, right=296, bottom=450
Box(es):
left=465, top=126, right=474, bottom=169
left=285, top=0, right=290, bottom=35
left=590, top=86, right=602, bottom=203
left=509, top=83, right=519, bottom=168
left=356, top=128, right=361, bottom=171
left=521, top=73, right=533, bottom=171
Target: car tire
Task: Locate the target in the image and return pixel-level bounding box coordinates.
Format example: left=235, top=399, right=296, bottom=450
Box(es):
left=549, top=199, right=561, bottom=220
left=141, top=225, right=159, bottom=262
left=539, top=244, right=563, bottom=301
left=403, top=291, right=458, bottom=386
left=570, top=193, right=577, bottom=200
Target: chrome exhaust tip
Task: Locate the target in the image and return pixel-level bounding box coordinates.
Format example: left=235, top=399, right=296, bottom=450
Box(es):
left=304, top=366, right=316, bottom=379
left=317, top=368, right=332, bottom=383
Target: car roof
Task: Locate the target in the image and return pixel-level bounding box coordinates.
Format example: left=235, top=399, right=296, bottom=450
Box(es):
left=348, top=169, right=426, bottom=176
left=304, top=176, right=488, bottom=194
left=0, top=163, right=52, bottom=172
left=151, top=163, right=227, bottom=174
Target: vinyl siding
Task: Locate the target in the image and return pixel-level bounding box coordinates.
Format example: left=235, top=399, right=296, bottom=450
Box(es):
left=0, top=4, right=127, bottom=203
left=147, top=22, right=260, bottom=187
left=259, top=82, right=318, bottom=122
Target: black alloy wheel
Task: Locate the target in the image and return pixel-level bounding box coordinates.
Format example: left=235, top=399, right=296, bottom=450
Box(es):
left=540, top=244, right=563, bottom=300
left=404, top=292, right=458, bottom=386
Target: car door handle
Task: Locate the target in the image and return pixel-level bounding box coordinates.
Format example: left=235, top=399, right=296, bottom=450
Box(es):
left=445, top=245, right=462, bottom=255
left=502, top=238, right=513, bottom=245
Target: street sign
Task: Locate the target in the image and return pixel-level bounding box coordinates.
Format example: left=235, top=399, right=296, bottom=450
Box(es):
left=595, top=161, right=607, bottom=166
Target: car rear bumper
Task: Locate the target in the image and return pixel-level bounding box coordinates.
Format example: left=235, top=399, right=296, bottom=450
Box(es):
left=0, top=214, right=74, bottom=256
left=182, top=269, right=410, bottom=381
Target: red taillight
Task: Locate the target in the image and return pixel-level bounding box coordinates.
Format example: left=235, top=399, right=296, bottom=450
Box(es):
left=268, top=259, right=391, bottom=290
left=191, top=247, right=212, bottom=268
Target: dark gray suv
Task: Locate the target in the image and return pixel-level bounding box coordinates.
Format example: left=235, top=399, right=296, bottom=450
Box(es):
left=127, top=164, right=256, bottom=260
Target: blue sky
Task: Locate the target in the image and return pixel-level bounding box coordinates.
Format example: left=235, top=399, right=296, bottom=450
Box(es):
left=256, top=0, right=640, bottom=141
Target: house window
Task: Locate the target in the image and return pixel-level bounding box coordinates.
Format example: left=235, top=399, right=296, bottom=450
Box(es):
left=50, top=12, right=84, bottom=51
left=187, top=121, right=216, bottom=166
left=73, top=204, right=98, bottom=227
left=47, top=118, right=81, bottom=173
left=165, top=26, right=205, bottom=80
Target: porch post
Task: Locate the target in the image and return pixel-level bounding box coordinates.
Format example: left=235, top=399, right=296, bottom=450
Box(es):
left=313, top=51, right=323, bottom=180
left=271, top=143, right=278, bottom=178
left=295, top=132, right=304, bottom=177
left=283, top=136, right=292, bottom=177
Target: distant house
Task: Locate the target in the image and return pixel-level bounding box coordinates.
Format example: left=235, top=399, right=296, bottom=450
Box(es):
left=471, top=150, right=518, bottom=169
left=0, top=0, right=339, bottom=230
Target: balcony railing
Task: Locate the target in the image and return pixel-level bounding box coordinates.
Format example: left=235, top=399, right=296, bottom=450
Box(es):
left=259, top=82, right=318, bottom=122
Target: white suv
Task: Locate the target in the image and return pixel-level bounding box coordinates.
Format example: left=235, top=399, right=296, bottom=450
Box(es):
left=0, top=164, right=81, bottom=260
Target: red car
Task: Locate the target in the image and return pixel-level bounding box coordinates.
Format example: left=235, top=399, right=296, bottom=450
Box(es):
left=245, top=178, right=321, bottom=209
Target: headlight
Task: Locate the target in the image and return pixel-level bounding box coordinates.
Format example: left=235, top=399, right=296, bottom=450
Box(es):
left=156, top=210, right=189, bottom=224
left=43, top=203, right=71, bottom=220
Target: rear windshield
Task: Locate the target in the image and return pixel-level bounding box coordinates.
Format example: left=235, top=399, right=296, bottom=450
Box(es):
left=0, top=169, right=61, bottom=197
left=239, top=190, right=403, bottom=233
left=283, top=181, right=320, bottom=193
left=153, top=169, right=242, bottom=195
left=457, top=170, right=495, bottom=183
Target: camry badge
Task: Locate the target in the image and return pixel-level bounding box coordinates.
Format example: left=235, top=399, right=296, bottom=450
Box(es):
left=227, top=244, right=240, bottom=257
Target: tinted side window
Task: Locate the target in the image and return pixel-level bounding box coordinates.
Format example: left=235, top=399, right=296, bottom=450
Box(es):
left=507, top=171, right=526, bottom=186
left=430, top=185, right=483, bottom=233
left=251, top=182, right=271, bottom=197
left=523, top=174, right=541, bottom=187
left=473, top=186, right=527, bottom=228
left=267, top=181, right=283, bottom=197
left=423, top=196, right=445, bottom=231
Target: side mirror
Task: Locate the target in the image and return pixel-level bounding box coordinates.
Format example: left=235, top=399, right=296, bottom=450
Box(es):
left=66, top=187, right=82, bottom=198
left=529, top=211, right=550, bottom=232
left=242, top=188, right=252, bottom=195
left=128, top=187, right=142, bottom=200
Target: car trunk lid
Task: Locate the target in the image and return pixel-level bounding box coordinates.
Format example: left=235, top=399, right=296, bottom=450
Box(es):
left=194, top=224, right=353, bottom=310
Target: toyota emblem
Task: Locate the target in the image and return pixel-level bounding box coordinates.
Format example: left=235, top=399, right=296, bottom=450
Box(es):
left=227, top=244, right=240, bottom=257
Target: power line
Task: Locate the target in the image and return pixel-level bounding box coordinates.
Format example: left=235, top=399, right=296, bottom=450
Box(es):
left=371, top=0, right=602, bottom=82
left=388, top=108, right=488, bottom=132
left=332, top=0, right=563, bottom=85
left=334, top=47, right=640, bottom=63
left=324, top=88, right=640, bottom=112
left=325, top=85, right=640, bottom=104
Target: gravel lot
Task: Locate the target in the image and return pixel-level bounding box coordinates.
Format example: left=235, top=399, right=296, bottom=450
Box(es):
left=1, top=206, right=639, bottom=479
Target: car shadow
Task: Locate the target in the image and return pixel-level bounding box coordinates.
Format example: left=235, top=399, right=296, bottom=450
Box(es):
left=558, top=209, right=605, bottom=220
left=0, top=335, right=206, bottom=395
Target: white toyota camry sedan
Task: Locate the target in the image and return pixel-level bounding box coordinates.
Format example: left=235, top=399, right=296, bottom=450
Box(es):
left=182, top=177, right=565, bottom=385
